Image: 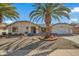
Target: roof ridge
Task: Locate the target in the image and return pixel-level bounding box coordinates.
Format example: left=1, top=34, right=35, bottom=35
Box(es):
left=7, top=21, right=40, bottom=27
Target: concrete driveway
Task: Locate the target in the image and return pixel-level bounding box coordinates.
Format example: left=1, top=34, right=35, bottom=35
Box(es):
left=61, top=35, right=79, bottom=44
left=0, top=36, right=79, bottom=56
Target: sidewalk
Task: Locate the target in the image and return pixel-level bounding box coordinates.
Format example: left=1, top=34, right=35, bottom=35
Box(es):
left=48, top=49, right=79, bottom=56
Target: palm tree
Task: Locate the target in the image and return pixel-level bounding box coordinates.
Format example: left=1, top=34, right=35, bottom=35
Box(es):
left=29, top=3, right=71, bottom=40
left=0, top=3, right=19, bottom=23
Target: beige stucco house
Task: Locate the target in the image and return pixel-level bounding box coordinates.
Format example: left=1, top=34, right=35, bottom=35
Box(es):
left=7, top=22, right=74, bottom=35
left=7, top=21, right=41, bottom=35
left=0, top=21, right=78, bottom=36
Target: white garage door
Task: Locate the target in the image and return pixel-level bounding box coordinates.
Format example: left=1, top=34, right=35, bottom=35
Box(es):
left=57, top=28, right=70, bottom=34
left=52, top=28, right=71, bottom=34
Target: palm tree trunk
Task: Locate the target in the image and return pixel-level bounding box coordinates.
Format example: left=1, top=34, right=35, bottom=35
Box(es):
left=0, top=14, right=3, bottom=23
left=44, top=13, right=52, bottom=38
left=45, top=24, right=52, bottom=38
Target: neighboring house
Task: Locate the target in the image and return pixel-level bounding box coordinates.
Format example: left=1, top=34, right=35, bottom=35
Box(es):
left=52, top=23, right=72, bottom=35
left=7, top=21, right=41, bottom=35
left=71, top=24, right=79, bottom=34
left=0, top=23, right=8, bottom=35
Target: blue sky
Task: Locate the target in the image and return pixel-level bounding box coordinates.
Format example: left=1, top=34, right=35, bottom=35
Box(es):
left=3, top=3, right=79, bottom=24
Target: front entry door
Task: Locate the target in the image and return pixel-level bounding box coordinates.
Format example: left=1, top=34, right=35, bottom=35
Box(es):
left=31, top=26, right=36, bottom=34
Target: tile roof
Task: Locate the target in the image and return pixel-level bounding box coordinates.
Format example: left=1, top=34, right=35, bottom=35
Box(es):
left=7, top=21, right=40, bottom=27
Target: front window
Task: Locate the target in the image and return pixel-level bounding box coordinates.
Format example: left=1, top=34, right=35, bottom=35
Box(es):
left=26, top=27, right=28, bottom=29
left=12, top=27, right=18, bottom=32
left=2, top=32, right=6, bottom=35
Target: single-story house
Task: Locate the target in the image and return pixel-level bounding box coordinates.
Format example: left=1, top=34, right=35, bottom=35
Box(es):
left=0, top=21, right=79, bottom=36
left=0, top=23, right=8, bottom=35
left=7, top=21, right=41, bottom=35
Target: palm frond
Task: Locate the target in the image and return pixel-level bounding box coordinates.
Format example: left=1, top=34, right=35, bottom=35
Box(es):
left=0, top=3, right=19, bottom=22
left=29, top=3, right=71, bottom=23
left=51, top=14, right=61, bottom=22
left=53, top=11, right=70, bottom=19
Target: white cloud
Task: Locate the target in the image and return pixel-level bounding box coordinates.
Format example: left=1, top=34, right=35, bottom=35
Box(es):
left=71, top=7, right=79, bottom=12
left=5, top=20, right=13, bottom=24
left=69, top=19, right=78, bottom=23
left=71, top=19, right=78, bottom=22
